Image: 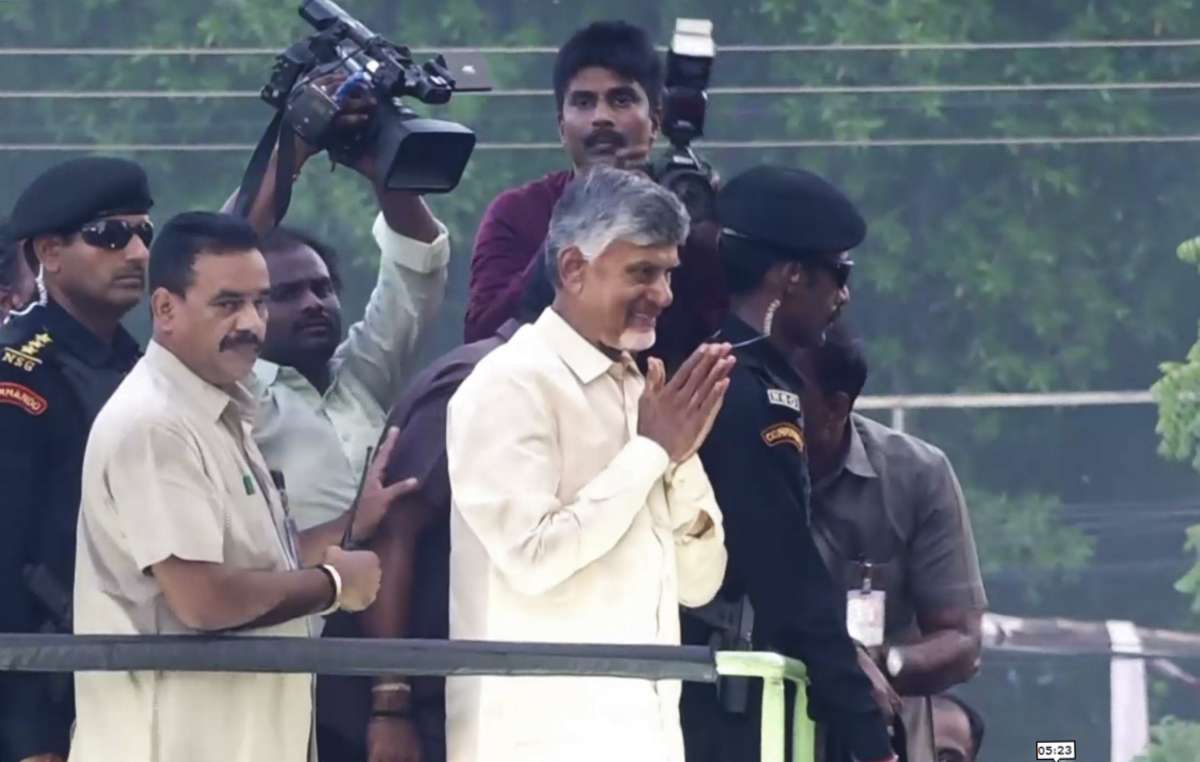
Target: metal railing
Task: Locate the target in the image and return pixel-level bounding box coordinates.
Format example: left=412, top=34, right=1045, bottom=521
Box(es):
left=855, top=389, right=1154, bottom=432
left=717, top=651, right=813, bottom=762
left=0, top=634, right=814, bottom=762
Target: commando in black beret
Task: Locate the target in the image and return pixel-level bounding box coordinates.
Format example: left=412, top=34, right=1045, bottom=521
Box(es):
left=717, top=165, right=866, bottom=259
left=7, top=156, right=154, bottom=242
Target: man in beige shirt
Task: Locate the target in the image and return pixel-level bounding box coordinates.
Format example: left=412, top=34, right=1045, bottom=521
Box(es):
left=446, top=166, right=733, bottom=762
left=72, top=211, right=413, bottom=762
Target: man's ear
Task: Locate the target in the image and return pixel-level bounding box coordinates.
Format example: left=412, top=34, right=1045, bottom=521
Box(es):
left=558, top=247, right=588, bottom=294
left=150, top=287, right=178, bottom=331
left=650, top=101, right=663, bottom=140
left=32, top=234, right=66, bottom=275
left=778, top=262, right=806, bottom=294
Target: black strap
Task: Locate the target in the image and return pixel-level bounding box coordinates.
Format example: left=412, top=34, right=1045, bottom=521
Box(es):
left=275, top=120, right=298, bottom=223
left=233, top=111, right=300, bottom=228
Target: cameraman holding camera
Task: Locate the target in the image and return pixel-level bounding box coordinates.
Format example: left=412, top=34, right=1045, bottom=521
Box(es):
left=223, top=70, right=449, bottom=762
left=464, top=20, right=727, bottom=367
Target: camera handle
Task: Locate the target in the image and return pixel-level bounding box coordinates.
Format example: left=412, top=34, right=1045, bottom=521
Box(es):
left=233, top=111, right=302, bottom=228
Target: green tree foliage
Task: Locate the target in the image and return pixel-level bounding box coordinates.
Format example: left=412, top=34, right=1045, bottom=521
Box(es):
left=5, top=0, right=1161, bottom=584
left=7, top=1, right=1200, bottom=758
left=1154, top=237, right=1200, bottom=613
left=1136, top=717, right=1200, bottom=762
left=965, top=489, right=1092, bottom=601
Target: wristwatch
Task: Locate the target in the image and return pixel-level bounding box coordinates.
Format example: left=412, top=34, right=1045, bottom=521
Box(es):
left=885, top=646, right=904, bottom=678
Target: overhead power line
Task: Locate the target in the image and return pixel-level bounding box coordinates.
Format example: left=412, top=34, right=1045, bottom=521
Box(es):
left=3, top=39, right=1200, bottom=56
left=2, top=136, right=1199, bottom=152
left=4, top=81, right=1200, bottom=99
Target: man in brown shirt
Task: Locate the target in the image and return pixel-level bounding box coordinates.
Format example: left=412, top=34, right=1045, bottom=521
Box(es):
left=793, top=326, right=987, bottom=762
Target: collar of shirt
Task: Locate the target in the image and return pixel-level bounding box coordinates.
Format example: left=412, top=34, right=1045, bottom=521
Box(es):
left=533, top=307, right=628, bottom=384
left=814, top=413, right=879, bottom=492
left=44, top=299, right=140, bottom=369
left=251, top=358, right=326, bottom=405
left=143, top=339, right=256, bottom=423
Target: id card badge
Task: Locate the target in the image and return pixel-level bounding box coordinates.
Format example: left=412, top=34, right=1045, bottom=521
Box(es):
left=846, top=589, right=886, bottom=647
left=270, top=470, right=301, bottom=569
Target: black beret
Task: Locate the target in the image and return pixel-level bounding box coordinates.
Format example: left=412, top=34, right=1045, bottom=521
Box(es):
left=7, top=157, right=153, bottom=242
left=717, top=165, right=866, bottom=259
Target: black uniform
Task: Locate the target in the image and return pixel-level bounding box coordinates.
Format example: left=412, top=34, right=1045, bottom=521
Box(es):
left=682, top=315, right=892, bottom=762
left=0, top=301, right=140, bottom=758
left=0, top=155, right=152, bottom=759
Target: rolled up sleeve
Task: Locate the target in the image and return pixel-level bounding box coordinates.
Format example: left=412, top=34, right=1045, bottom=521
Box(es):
left=374, top=211, right=450, bottom=275
left=910, top=451, right=988, bottom=613
left=332, top=212, right=451, bottom=408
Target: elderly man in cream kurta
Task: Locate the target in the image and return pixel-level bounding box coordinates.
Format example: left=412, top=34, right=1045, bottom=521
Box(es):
left=446, top=167, right=733, bottom=762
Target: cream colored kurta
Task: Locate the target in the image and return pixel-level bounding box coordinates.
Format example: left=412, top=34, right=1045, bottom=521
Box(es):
left=72, top=341, right=313, bottom=762
left=445, top=308, right=728, bottom=762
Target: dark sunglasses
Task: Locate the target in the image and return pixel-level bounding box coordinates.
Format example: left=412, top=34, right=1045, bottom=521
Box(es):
left=79, top=219, right=154, bottom=250
left=809, top=258, right=854, bottom=289
left=721, top=228, right=854, bottom=288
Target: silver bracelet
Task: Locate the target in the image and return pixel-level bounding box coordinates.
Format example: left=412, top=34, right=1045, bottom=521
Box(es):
left=315, top=563, right=342, bottom=616
left=371, top=681, right=413, bottom=694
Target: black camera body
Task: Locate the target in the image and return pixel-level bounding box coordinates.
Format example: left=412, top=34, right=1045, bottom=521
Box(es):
left=651, top=19, right=718, bottom=223
left=262, top=0, right=485, bottom=193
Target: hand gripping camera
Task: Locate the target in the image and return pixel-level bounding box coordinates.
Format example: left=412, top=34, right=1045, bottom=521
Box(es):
left=260, top=0, right=491, bottom=194
left=651, top=19, right=718, bottom=224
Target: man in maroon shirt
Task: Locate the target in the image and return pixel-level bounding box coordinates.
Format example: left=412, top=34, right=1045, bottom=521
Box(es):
left=465, top=20, right=727, bottom=366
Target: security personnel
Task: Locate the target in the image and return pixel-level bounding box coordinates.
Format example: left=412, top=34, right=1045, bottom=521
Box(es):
left=794, top=326, right=986, bottom=762
left=682, top=165, right=897, bottom=762
left=0, top=157, right=153, bottom=762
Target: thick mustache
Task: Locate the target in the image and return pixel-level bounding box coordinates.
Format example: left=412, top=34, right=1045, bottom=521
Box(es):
left=585, top=129, right=625, bottom=149
left=219, top=332, right=262, bottom=352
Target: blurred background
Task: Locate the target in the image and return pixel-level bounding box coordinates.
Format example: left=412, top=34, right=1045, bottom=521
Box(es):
left=4, top=1, right=1200, bottom=758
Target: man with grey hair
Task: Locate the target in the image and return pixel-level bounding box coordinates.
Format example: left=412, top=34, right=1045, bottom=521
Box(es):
left=444, top=166, right=733, bottom=762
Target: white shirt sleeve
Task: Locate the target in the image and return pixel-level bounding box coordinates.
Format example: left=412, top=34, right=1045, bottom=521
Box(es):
left=665, top=455, right=727, bottom=607
left=330, top=211, right=451, bottom=409
left=447, top=366, right=672, bottom=597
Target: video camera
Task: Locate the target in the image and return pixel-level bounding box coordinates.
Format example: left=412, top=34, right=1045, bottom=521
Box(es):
left=651, top=19, right=718, bottom=223
left=260, top=0, right=491, bottom=193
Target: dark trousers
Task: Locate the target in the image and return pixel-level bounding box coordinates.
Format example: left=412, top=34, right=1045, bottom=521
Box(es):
left=316, top=612, right=371, bottom=762
left=313, top=613, right=447, bottom=762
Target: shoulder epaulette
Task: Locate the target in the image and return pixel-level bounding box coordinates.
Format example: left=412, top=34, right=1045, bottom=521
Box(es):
left=0, top=308, right=54, bottom=375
